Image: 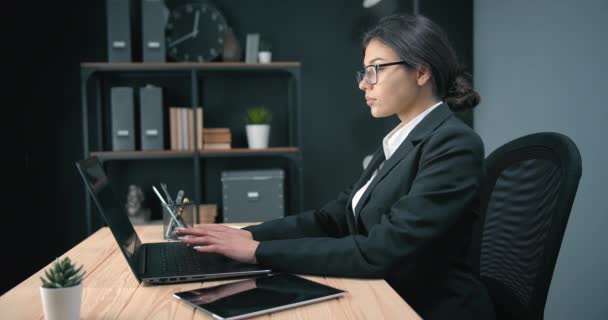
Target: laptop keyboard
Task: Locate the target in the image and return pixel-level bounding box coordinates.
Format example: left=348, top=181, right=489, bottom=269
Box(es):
left=160, top=244, right=204, bottom=274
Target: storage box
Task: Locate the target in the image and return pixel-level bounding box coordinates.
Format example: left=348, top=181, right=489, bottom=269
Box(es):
left=221, top=169, right=285, bottom=223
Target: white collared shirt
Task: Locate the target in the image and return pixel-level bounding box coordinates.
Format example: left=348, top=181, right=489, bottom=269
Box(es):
left=351, top=101, right=443, bottom=215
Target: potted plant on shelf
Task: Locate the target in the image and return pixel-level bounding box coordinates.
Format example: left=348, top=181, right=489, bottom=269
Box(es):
left=40, top=257, right=85, bottom=320
left=245, top=106, right=272, bottom=149
left=258, top=39, right=272, bottom=63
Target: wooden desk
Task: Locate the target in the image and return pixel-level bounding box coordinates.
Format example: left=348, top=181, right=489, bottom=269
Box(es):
left=0, top=225, right=420, bottom=319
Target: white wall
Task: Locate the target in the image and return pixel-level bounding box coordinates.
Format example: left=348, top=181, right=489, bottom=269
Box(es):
left=474, top=0, right=608, bottom=319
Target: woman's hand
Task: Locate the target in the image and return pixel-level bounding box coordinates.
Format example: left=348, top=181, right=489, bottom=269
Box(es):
left=176, top=225, right=259, bottom=264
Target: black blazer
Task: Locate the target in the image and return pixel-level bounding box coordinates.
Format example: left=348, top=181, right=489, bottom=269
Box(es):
left=245, top=103, right=495, bottom=319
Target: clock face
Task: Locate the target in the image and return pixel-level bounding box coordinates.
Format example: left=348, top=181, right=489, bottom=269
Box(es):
left=165, top=2, right=228, bottom=62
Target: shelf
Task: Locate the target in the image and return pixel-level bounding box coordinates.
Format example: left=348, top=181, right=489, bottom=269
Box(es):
left=201, top=147, right=299, bottom=158
left=90, top=147, right=300, bottom=161
left=90, top=150, right=195, bottom=161
left=81, top=62, right=301, bottom=73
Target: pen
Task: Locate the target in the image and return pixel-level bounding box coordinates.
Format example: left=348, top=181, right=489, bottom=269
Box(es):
left=176, top=197, right=189, bottom=228
left=175, top=190, right=185, bottom=206
left=167, top=190, right=186, bottom=233
left=152, top=185, right=183, bottom=228
left=161, top=182, right=175, bottom=205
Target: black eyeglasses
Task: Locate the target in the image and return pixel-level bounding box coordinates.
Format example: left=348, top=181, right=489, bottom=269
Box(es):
left=356, top=60, right=408, bottom=85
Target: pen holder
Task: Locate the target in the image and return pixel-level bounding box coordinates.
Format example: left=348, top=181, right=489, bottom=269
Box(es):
left=162, top=203, right=196, bottom=240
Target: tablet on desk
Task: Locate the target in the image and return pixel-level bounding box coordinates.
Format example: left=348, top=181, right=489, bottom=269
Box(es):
left=173, top=273, right=346, bottom=320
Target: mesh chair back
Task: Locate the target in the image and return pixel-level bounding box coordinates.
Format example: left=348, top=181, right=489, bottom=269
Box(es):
left=472, top=132, right=582, bottom=320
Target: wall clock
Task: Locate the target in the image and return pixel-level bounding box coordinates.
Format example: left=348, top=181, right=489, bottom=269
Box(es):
left=165, top=1, right=228, bottom=62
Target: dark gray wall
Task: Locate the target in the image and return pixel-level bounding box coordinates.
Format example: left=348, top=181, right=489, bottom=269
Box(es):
left=197, top=0, right=398, bottom=211
left=183, top=0, right=473, bottom=213
left=474, top=0, right=608, bottom=318
left=5, top=0, right=472, bottom=293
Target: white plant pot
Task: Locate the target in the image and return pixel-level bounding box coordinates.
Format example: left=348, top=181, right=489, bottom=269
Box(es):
left=258, top=51, right=272, bottom=63
left=246, top=124, right=270, bottom=149
left=40, top=283, right=82, bottom=320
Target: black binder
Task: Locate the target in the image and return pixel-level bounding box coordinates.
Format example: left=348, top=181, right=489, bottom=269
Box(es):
left=110, top=87, right=136, bottom=151
left=139, top=85, right=165, bottom=150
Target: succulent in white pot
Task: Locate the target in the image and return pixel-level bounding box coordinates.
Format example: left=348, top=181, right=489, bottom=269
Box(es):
left=258, top=39, right=272, bottom=63
left=40, top=257, right=85, bottom=320
left=245, top=106, right=273, bottom=149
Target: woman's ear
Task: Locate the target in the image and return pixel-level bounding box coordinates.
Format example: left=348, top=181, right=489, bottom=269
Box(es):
left=416, top=65, right=432, bottom=86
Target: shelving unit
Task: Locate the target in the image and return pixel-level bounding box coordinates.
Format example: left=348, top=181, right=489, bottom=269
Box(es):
left=80, top=62, right=303, bottom=235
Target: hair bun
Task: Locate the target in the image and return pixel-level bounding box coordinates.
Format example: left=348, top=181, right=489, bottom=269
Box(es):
left=445, top=72, right=480, bottom=111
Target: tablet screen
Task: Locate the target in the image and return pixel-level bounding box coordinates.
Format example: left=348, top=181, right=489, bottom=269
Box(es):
left=173, top=273, right=346, bottom=320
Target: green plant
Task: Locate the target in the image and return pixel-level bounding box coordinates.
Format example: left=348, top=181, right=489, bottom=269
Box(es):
left=259, top=39, right=272, bottom=52
left=40, top=257, right=85, bottom=288
left=246, top=106, right=272, bottom=124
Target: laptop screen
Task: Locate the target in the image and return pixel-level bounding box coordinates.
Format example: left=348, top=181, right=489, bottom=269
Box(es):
left=76, top=157, right=142, bottom=271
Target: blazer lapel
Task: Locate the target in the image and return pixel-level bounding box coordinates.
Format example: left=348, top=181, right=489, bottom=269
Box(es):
left=353, top=103, right=455, bottom=215
left=344, top=146, right=384, bottom=233
left=347, top=146, right=385, bottom=207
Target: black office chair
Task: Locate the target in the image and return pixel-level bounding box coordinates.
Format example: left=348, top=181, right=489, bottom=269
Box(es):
left=470, top=132, right=582, bottom=320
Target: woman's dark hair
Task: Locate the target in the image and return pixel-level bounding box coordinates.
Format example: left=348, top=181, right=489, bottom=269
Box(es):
left=362, top=14, right=480, bottom=111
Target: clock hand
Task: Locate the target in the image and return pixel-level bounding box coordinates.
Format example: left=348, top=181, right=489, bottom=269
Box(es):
left=169, top=31, right=196, bottom=47
left=192, top=10, right=200, bottom=37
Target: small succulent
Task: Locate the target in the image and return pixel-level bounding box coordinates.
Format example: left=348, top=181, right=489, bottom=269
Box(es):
left=40, top=257, right=85, bottom=288
left=259, top=39, right=272, bottom=52
left=246, top=106, right=273, bottom=124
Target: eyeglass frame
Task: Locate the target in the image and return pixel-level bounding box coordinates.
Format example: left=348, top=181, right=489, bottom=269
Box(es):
left=356, top=60, right=410, bottom=85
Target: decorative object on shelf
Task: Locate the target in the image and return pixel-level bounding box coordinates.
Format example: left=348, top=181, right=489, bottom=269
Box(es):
left=106, top=0, right=133, bottom=62
left=141, top=0, right=167, bottom=62
left=245, top=33, right=260, bottom=63
left=125, top=184, right=151, bottom=225
left=245, top=106, right=272, bottom=149
left=222, top=27, right=241, bottom=62
left=40, top=257, right=85, bottom=320
left=258, top=38, right=272, bottom=63
left=165, top=1, right=228, bottom=62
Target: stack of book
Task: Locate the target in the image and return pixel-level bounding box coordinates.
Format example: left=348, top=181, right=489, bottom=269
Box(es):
left=203, top=128, right=231, bottom=149
left=169, top=107, right=203, bottom=151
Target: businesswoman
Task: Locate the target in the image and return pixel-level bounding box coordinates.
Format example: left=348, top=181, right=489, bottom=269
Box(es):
left=177, top=14, right=495, bottom=319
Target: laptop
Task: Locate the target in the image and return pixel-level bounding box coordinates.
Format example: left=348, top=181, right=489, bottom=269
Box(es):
left=75, top=157, right=272, bottom=284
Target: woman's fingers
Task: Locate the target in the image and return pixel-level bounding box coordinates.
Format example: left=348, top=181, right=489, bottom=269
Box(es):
left=175, top=226, right=209, bottom=237
left=176, top=226, right=221, bottom=237
left=176, top=224, right=234, bottom=236
left=193, top=244, right=220, bottom=254
left=189, top=237, right=259, bottom=264
left=177, top=225, right=252, bottom=243
left=182, top=235, right=212, bottom=246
